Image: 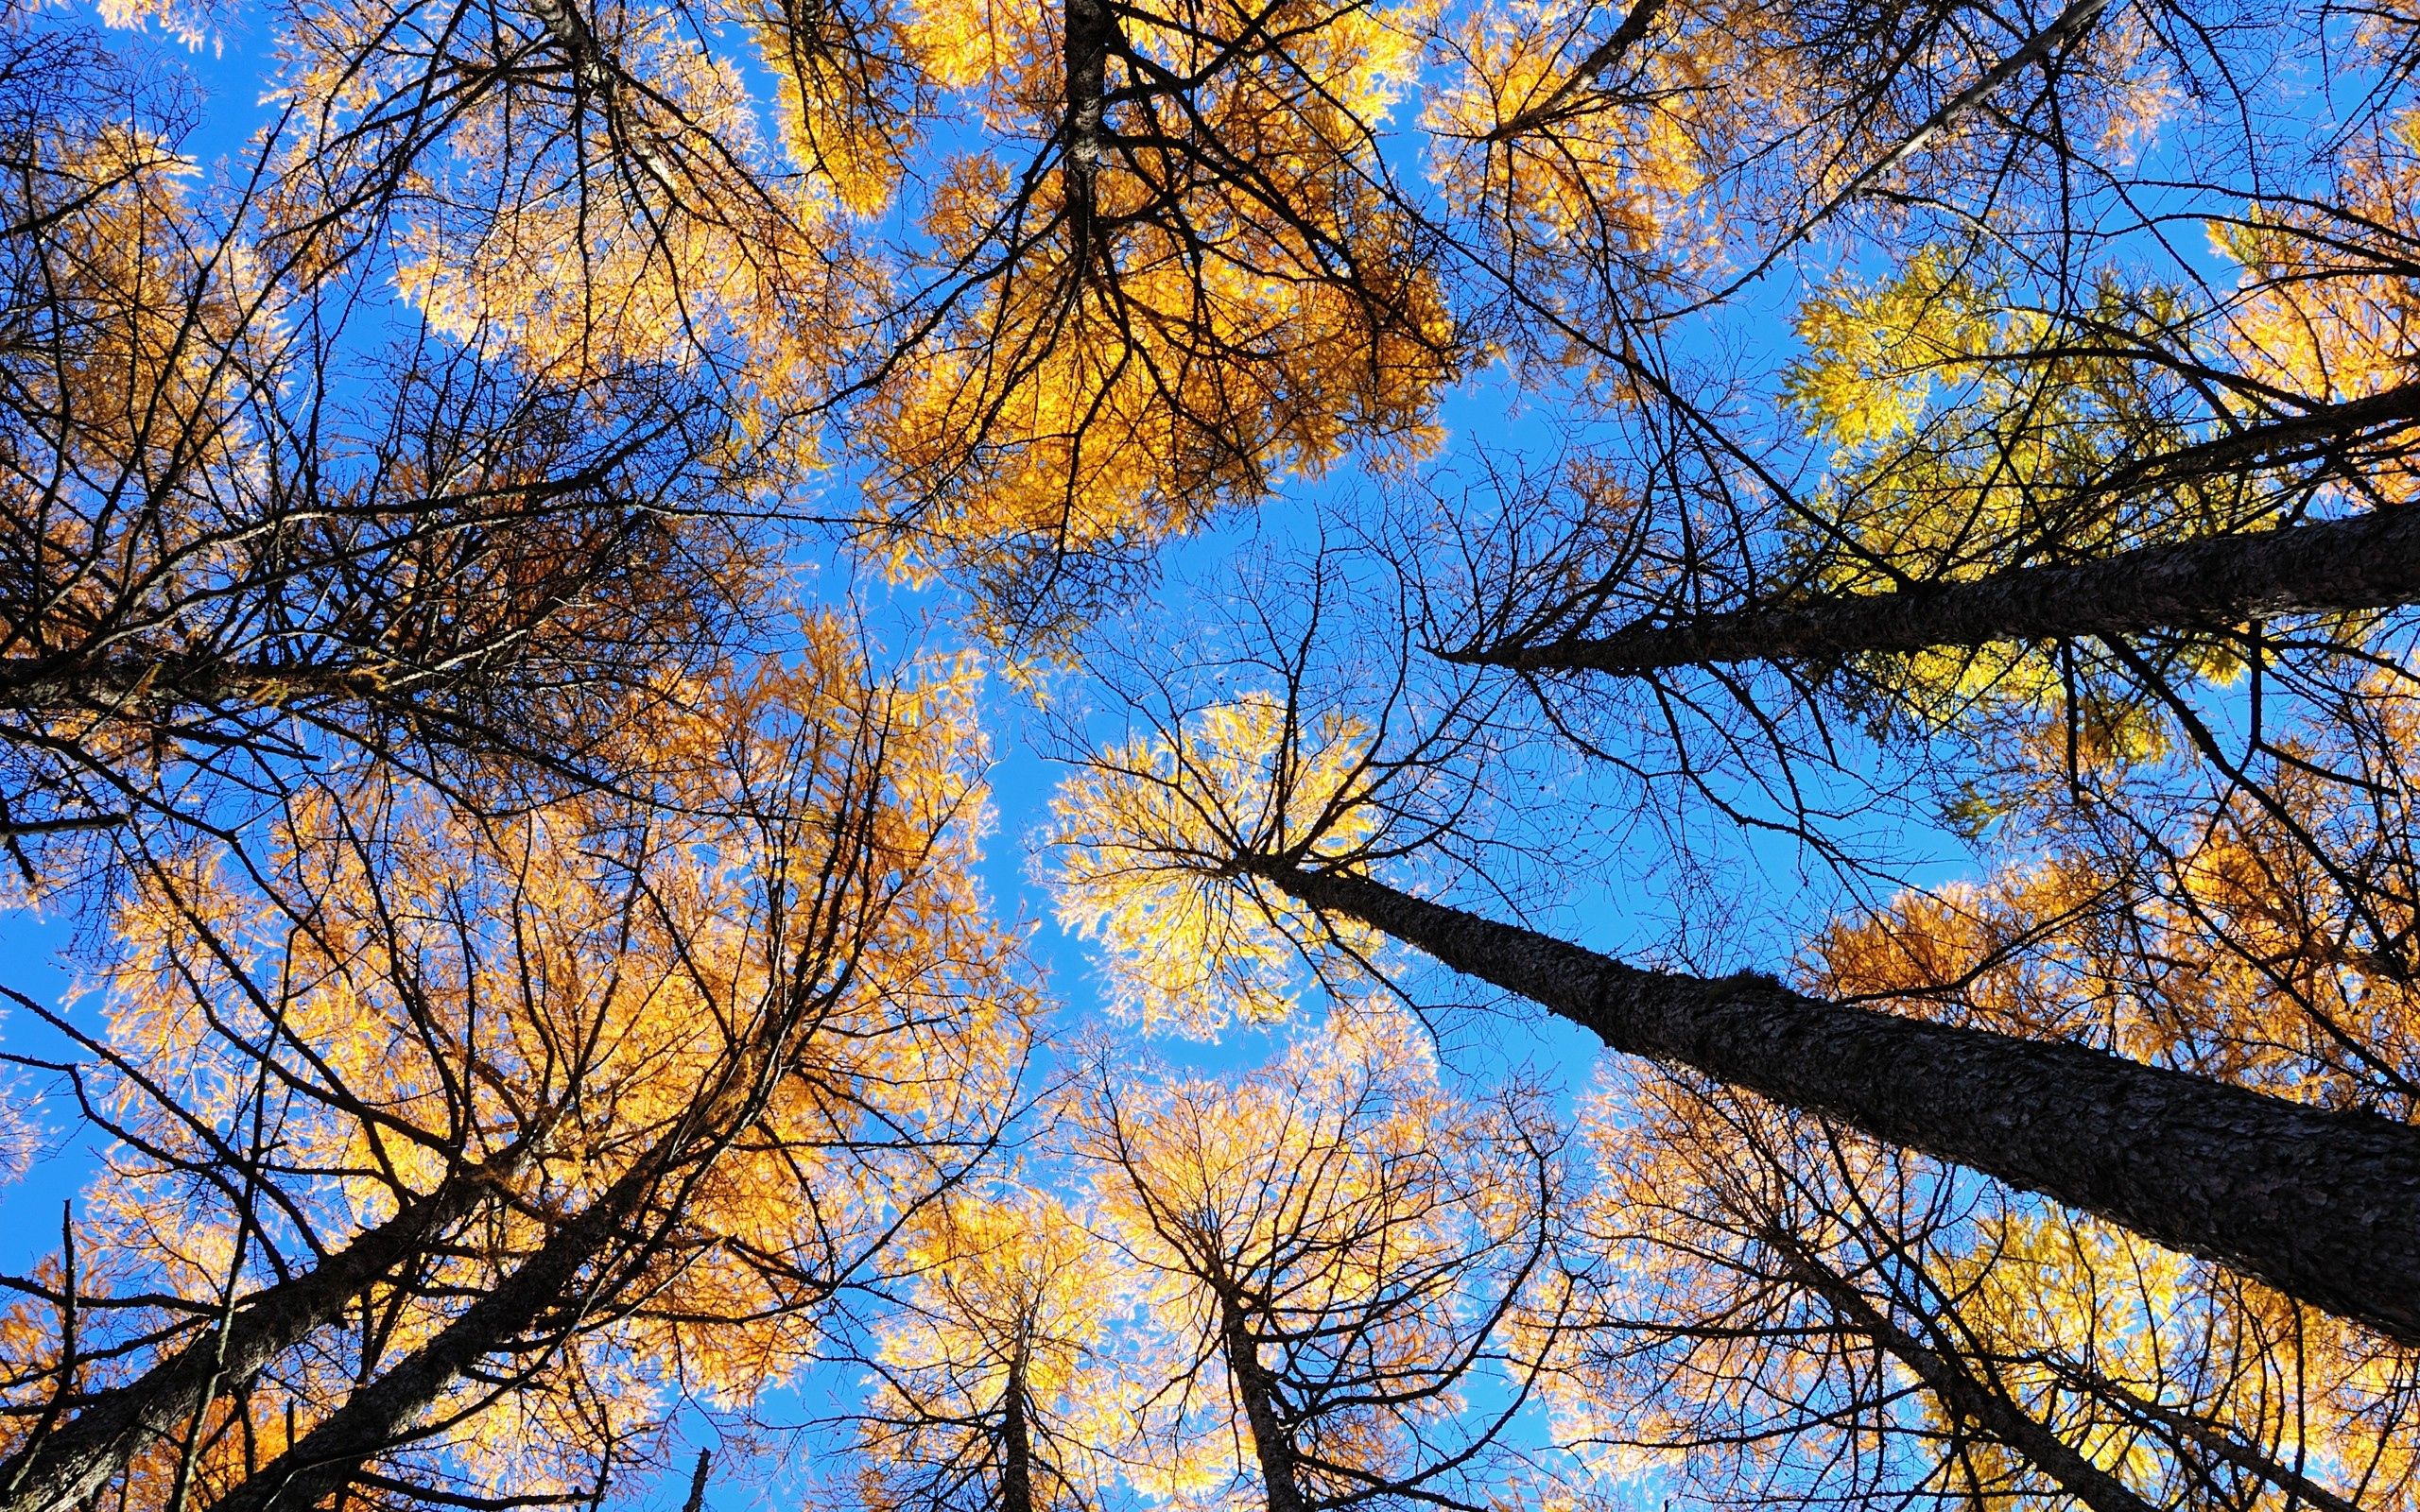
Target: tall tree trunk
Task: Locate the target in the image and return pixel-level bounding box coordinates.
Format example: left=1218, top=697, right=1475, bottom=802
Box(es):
left=1062, top=0, right=1115, bottom=222
left=196, top=1158, right=666, bottom=1512
left=188, top=949, right=845, bottom=1512
left=1450, top=507, right=2420, bottom=675
left=1762, top=1231, right=2160, bottom=1512
left=998, top=1348, right=1035, bottom=1512
left=0, top=1154, right=516, bottom=1512
left=1245, top=858, right=2420, bottom=1344
left=1219, top=1311, right=1305, bottom=1512
left=0, top=658, right=395, bottom=715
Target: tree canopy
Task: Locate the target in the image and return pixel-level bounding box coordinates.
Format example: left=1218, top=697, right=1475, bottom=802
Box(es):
left=4, top=0, right=2420, bottom=1506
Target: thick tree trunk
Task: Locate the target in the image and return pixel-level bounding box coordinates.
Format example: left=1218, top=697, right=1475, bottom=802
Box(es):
left=0, top=657, right=393, bottom=715
left=1219, top=1313, right=1305, bottom=1512
left=1062, top=0, right=1114, bottom=186
left=197, top=1160, right=665, bottom=1512
left=0, top=1156, right=513, bottom=1512
left=190, top=962, right=830, bottom=1512
left=1451, top=507, right=2420, bottom=675
left=1248, top=859, right=2420, bottom=1344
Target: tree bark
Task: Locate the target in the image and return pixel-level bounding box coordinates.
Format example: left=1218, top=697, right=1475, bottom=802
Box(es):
left=196, top=1159, right=665, bottom=1512
left=1219, top=1312, right=1305, bottom=1512
left=998, top=1349, right=1035, bottom=1512
left=1062, top=0, right=1114, bottom=182
left=1450, top=507, right=2420, bottom=675
left=0, top=657, right=397, bottom=715
left=1247, top=858, right=2420, bottom=1345
left=0, top=1156, right=514, bottom=1512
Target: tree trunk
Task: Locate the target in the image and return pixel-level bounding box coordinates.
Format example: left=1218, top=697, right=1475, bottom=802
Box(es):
left=1062, top=0, right=1115, bottom=186
left=196, top=1159, right=665, bottom=1512
left=1451, top=507, right=2420, bottom=675
left=1248, top=858, right=2420, bottom=1345
left=1219, top=1312, right=1305, bottom=1512
left=998, top=1349, right=1035, bottom=1512
left=1763, top=1232, right=2160, bottom=1512
left=0, top=1156, right=513, bottom=1512
left=0, top=657, right=394, bottom=716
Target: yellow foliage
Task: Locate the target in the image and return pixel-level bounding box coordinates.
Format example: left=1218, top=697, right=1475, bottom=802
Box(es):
left=2219, top=112, right=2420, bottom=501
left=864, top=0, right=1453, bottom=630
left=852, top=1188, right=1132, bottom=1512
left=1051, top=694, right=1383, bottom=1034
left=1557, top=1067, right=2418, bottom=1512
left=1082, top=1013, right=1553, bottom=1504
left=79, top=626, right=1037, bottom=1494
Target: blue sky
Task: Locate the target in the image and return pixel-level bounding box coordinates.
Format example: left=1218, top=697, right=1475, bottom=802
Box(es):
left=0, top=0, right=2376, bottom=1502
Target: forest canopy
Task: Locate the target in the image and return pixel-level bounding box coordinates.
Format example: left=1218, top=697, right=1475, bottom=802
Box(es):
left=1, top=0, right=2419, bottom=1506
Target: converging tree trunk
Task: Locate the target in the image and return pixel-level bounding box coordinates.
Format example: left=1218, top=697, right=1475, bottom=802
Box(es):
left=1246, top=858, right=2420, bottom=1345
left=998, top=1348, right=1036, bottom=1512
left=1451, top=506, right=2420, bottom=675
left=197, top=1156, right=669, bottom=1512
left=0, top=1150, right=521, bottom=1512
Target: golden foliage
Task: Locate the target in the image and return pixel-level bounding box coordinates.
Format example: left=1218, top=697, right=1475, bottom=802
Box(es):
left=70, top=631, right=1034, bottom=1503
left=1051, top=693, right=1382, bottom=1033
left=1080, top=1013, right=1559, bottom=1507
left=851, top=1188, right=1132, bottom=1512
left=864, top=0, right=1453, bottom=631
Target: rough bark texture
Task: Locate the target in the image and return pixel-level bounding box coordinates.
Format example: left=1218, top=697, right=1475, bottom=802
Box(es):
left=1455, top=506, right=2420, bottom=675
left=0, top=1160, right=510, bottom=1512
left=999, top=1351, right=1035, bottom=1512
left=1063, top=0, right=1113, bottom=175
left=0, top=658, right=394, bottom=715
left=1252, top=860, right=2420, bottom=1345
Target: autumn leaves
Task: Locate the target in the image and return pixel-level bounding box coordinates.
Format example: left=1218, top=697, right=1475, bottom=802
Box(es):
left=6, top=0, right=2420, bottom=1505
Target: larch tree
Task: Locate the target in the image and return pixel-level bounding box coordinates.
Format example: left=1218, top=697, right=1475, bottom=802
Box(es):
left=1551, top=1068, right=2411, bottom=1512
left=13, top=0, right=2420, bottom=1504
left=1046, top=662, right=2420, bottom=1344
left=0, top=629, right=1037, bottom=1512
left=838, top=1188, right=1132, bottom=1512
left=859, top=0, right=1458, bottom=641
left=0, top=6, right=781, bottom=900
left=1075, top=1015, right=1569, bottom=1512
left=1429, top=101, right=2420, bottom=837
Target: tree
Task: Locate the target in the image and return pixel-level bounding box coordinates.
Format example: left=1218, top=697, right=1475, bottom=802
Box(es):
left=859, top=0, right=1457, bottom=640
left=1443, top=498, right=2420, bottom=677
left=0, top=631, right=1036, bottom=1512
left=1048, top=686, right=2420, bottom=1343
left=1077, top=1016, right=1567, bottom=1512
left=1435, top=111, right=2420, bottom=752
left=839, top=1188, right=1131, bottom=1512
left=0, top=11, right=778, bottom=895
left=21, top=0, right=2420, bottom=1505
left=1550, top=1069, right=2407, bottom=1512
